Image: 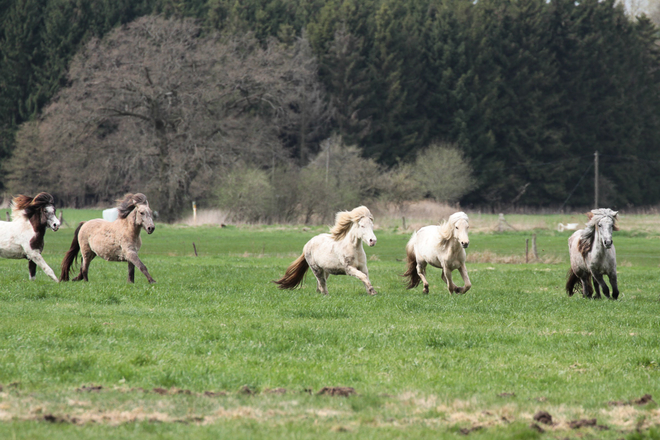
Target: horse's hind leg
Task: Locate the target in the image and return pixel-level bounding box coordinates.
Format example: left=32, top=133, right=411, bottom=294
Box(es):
left=310, top=266, right=328, bottom=295
left=592, top=273, right=610, bottom=299
left=580, top=274, right=594, bottom=298
left=416, top=262, right=430, bottom=294
left=28, top=260, right=37, bottom=281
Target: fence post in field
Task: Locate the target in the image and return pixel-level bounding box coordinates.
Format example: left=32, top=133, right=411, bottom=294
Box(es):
left=192, top=201, right=197, bottom=225
left=499, top=214, right=505, bottom=232
left=525, top=238, right=529, bottom=263
left=5, top=211, right=9, bottom=221
left=402, top=216, right=406, bottom=230
left=532, top=234, right=538, bottom=260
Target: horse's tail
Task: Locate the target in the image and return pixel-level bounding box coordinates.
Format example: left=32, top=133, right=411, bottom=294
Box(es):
left=403, top=235, right=421, bottom=289
left=273, top=253, right=308, bottom=289
left=60, top=222, right=84, bottom=281
left=566, top=268, right=581, bottom=297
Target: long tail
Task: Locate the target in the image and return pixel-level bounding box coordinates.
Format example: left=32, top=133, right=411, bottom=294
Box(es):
left=273, top=253, right=309, bottom=289
left=60, top=222, right=84, bottom=281
left=402, top=236, right=421, bottom=289
left=566, top=268, right=582, bottom=296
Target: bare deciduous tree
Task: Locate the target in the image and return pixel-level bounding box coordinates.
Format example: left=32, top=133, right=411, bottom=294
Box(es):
left=5, top=16, right=330, bottom=220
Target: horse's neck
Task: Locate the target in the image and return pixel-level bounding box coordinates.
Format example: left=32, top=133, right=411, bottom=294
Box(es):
left=120, top=212, right=142, bottom=237
left=588, top=227, right=604, bottom=258
left=346, top=226, right=361, bottom=248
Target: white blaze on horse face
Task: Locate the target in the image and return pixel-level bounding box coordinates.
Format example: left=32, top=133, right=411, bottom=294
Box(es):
left=358, top=217, right=377, bottom=247
left=455, top=219, right=469, bottom=248
left=599, top=218, right=614, bottom=249
left=46, top=206, right=60, bottom=231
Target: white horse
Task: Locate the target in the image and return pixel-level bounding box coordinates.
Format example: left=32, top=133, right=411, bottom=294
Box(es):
left=566, top=208, right=619, bottom=299
left=403, top=211, right=471, bottom=294
left=274, top=206, right=378, bottom=295
left=0, top=193, right=60, bottom=281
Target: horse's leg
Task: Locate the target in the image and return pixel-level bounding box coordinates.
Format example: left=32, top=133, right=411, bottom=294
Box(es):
left=609, top=272, right=620, bottom=300
left=28, top=260, right=37, bottom=281
left=580, top=274, right=593, bottom=298
left=592, top=272, right=610, bottom=299
left=416, top=261, right=430, bottom=294
left=345, top=265, right=377, bottom=295
left=455, top=263, right=472, bottom=294
left=126, top=252, right=156, bottom=284
left=79, top=252, right=95, bottom=282
left=25, top=251, right=58, bottom=282
left=443, top=269, right=460, bottom=294
left=310, top=266, right=327, bottom=295
left=128, top=262, right=135, bottom=283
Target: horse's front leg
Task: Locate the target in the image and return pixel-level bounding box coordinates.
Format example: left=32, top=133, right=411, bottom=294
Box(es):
left=126, top=251, right=156, bottom=284
left=345, top=265, right=377, bottom=295
left=455, top=263, right=471, bottom=294
left=128, top=262, right=135, bottom=283
left=26, top=251, right=58, bottom=282
left=580, top=274, right=593, bottom=298
left=28, top=260, right=37, bottom=281
left=592, top=272, right=610, bottom=299
left=443, top=268, right=460, bottom=294
left=608, top=272, right=620, bottom=300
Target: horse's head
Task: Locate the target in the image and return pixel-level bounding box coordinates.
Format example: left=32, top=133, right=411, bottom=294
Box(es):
left=44, top=204, right=60, bottom=232
left=14, top=192, right=60, bottom=232
left=135, top=204, right=155, bottom=234
left=591, top=209, right=618, bottom=249
left=357, top=215, right=377, bottom=247
left=449, top=212, right=470, bottom=248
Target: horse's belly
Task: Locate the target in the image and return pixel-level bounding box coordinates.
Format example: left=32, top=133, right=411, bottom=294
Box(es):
left=89, top=241, right=125, bottom=262
left=0, top=245, right=25, bottom=259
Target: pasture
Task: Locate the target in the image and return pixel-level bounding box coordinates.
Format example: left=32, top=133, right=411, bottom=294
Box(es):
left=1, top=210, right=659, bottom=439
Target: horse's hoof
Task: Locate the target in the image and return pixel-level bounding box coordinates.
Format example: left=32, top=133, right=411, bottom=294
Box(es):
left=149, top=280, right=157, bottom=284
left=369, top=290, right=378, bottom=296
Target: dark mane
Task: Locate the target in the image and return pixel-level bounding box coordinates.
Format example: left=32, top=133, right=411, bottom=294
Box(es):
left=116, top=193, right=149, bottom=219
left=12, top=192, right=55, bottom=219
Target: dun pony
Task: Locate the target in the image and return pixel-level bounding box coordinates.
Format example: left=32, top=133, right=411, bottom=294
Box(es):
left=274, top=206, right=378, bottom=295
left=403, top=212, right=471, bottom=294
left=0, top=192, right=60, bottom=281
left=566, top=208, right=619, bottom=299
left=60, top=193, right=156, bottom=283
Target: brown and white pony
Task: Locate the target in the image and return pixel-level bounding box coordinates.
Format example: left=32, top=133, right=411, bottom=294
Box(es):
left=60, top=193, right=156, bottom=283
left=566, top=208, right=619, bottom=299
left=274, top=206, right=378, bottom=295
left=0, top=192, right=60, bottom=281
left=403, top=212, right=471, bottom=294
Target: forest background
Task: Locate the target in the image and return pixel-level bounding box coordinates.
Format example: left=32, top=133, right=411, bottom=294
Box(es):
left=1, top=0, right=660, bottom=222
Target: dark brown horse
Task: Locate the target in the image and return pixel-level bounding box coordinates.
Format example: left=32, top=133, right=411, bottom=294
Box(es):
left=60, top=193, right=156, bottom=283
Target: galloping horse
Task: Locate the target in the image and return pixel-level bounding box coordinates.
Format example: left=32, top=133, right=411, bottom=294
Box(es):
left=60, top=193, right=156, bottom=283
left=274, top=206, right=378, bottom=295
left=0, top=192, right=60, bottom=281
left=566, top=208, right=619, bottom=299
left=403, top=211, right=471, bottom=294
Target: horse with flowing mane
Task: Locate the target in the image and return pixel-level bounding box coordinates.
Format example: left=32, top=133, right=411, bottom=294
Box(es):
left=0, top=192, right=60, bottom=281
left=403, top=211, right=471, bottom=294
left=60, top=193, right=156, bottom=283
left=566, top=208, right=619, bottom=299
left=274, top=206, right=378, bottom=295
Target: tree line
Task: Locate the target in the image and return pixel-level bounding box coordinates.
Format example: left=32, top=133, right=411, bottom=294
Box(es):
left=1, top=0, right=659, bottom=219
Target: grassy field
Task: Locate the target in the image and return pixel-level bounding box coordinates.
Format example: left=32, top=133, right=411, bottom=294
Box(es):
left=1, top=209, right=660, bottom=439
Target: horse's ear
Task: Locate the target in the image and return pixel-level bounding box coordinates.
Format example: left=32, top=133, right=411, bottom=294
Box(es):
left=612, top=211, right=618, bottom=218
left=586, top=212, right=594, bottom=220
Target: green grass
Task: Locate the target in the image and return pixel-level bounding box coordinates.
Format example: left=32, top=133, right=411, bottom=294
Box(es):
left=1, top=211, right=659, bottom=439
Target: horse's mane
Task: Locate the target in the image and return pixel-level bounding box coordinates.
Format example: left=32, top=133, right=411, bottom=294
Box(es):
left=330, top=206, right=373, bottom=241
left=438, top=211, right=469, bottom=243
left=116, top=193, right=149, bottom=219
left=577, top=208, right=619, bottom=257
left=11, top=192, right=54, bottom=220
